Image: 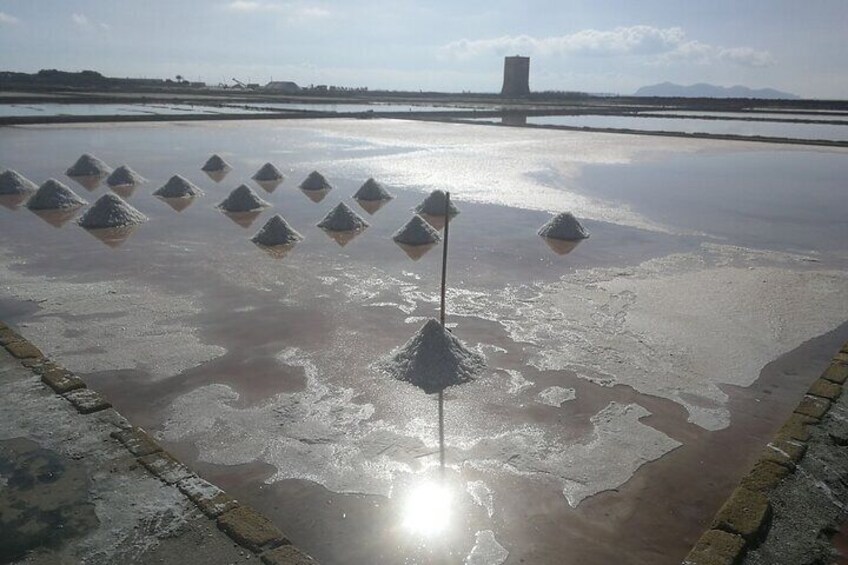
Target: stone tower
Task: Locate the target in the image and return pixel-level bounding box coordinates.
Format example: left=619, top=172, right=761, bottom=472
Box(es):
left=501, top=56, right=530, bottom=97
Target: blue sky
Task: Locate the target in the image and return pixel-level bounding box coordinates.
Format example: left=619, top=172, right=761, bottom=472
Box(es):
left=0, top=1, right=845, bottom=98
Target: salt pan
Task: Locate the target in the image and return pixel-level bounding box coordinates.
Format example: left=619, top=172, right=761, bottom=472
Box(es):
left=66, top=153, right=112, bottom=177
left=380, top=318, right=485, bottom=393
left=392, top=215, right=441, bottom=245
left=300, top=171, right=332, bottom=191
left=251, top=214, right=303, bottom=247
left=416, top=190, right=459, bottom=216
left=154, top=175, right=204, bottom=198
left=353, top=178, right=393, bottom=201
left=201, top=154, right=230, bottom=172
left=0, top=170, right=38, bottom=195
left=538, top=212, right=589, bottom=241
left=317, top=202, right=368, bottom=232
left=26, top=179, right=87, bottom=210
left=106, top=165, right=146, bottom=187
left=252, top=163, right=284, bottom=182
left=77, top=193, right=148, bottom=229
left=217, top=184, right=270, bottom=212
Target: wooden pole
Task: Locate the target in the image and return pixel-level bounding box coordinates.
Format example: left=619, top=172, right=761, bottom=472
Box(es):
left=438, top=192, right=450, bottom=478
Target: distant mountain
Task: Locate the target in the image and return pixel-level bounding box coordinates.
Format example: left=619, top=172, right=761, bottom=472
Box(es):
left=634, top=82, right=799, bottom=100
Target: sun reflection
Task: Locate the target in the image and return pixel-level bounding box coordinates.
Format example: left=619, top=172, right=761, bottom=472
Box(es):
left=402, top=481, right=453, bottom=537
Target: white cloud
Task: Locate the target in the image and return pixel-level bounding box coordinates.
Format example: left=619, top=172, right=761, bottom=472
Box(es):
left=440, top=25, right=774, bottom=68
left=71, top=13, right=89, bottom=26
left=718, top=47, right=774, bottom=68
left=0, top=11, right=20, bottom=25
left=223, top=1, right=330, bottom=19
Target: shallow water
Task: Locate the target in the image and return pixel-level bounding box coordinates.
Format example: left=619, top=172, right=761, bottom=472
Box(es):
left=1, top=119, right=847, bottom=564
left=471, top=114, right=848, bottom=142
left=0, top=103, right=277, bottom=117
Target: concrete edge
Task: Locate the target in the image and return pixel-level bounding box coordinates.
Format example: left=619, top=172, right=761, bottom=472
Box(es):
left=683, top=341, right=848, bottom=564
left=0, top=319, right=319, bottom=564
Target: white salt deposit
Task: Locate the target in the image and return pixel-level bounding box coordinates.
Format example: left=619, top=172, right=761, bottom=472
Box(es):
left=153, top=175, right=204, bottom=198
left=106, top=165, right=146, bottom=187
left=380, top=318, right=485, bottom=393
left=538, top=212, right=589, bottom=241
left=317, top=202, right=369, bottom=232
left=300, top=170, right=332, bottom=191
left=416, top=189, right=459, bottom=216
left=217, top=184, right=270, bottom=212
left=66, top=153, right=112, bottom=177
left=251, top=214, right=303, bottom=246
left=0, top=169, right=38, bottom=195
left=353, top=178, right=393, bottom=201
left=537, top=386, right=576, bottom=407
left=78, top=193, right=148, bottom=229
left=201, top=154, right=230, bottom=172
left=26, top=179, right=87, bottom=210
left=393, top=214, right=441, bottom=245
left=252, top=162, right=284, bottom=182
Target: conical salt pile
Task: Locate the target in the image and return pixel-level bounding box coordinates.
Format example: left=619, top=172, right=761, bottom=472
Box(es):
left=78, top=193, right=147, bottom=229
left=299, top=170, right=332, bottom=191
left=252, top=163, right=284, bottom=182
left=416, top=190, right=459, bottom=216
left=0, top=170, right=38, bottom=195
left=26, top=179, right=87, bottom=210
left=380, top=319, right=485, bottom=394
left=353, top=178, right=393, bottom=201
left=317, top=202, right=368, bottom=232
left=537, top=212, right=589, bottom=241
left=66, top=153, right=112, bottom=177
left=217, top=184, right=270, bottom=212
left=251, top=214, right=303, bottom=246
left=154, top=175, right=204, bottom=198
left=201, top=154, right=230, bottom=172
left=106, top=165, right=146, bottom=187
left=393, top=214, right=441, bottom=245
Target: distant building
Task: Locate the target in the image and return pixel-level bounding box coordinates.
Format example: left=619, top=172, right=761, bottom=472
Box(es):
left=264, top=81, right=300, bottom=93
left=501, top=56, right=530, bottom=97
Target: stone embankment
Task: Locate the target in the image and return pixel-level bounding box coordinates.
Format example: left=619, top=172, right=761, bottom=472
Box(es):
left=685, top=341, right=848, bottom=565
left=0, top=319, right=317, bottom=565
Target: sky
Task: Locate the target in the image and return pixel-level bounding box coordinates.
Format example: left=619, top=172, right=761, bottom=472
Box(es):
left=0, top=0, right=846, bottom=98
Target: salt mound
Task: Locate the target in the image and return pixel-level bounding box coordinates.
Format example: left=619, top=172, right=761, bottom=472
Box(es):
left=66, top=153, right=112, bottom=177
left=106, top=165, right=146, bottom=187
left=393, top=215, right=441, bottom=245
left=381, top=319, right=485, bottom=393
left=252, top=163, right=284, bottom=182
left=416, top=190, right=459, bottom=216
left=78, top=193, right=147, bottom=229
left=0, top=170, right=38, bottom=195
left=201, top=154, right=230, bottom=172
left=300, top=171, right=332, bottom=191
left=353, top=178, right=393, bottom=201
left=26, top=179, right=87, bottom=210
left=217, top=184, right=270, bottom=212
left=317, top=202, right=368, bottom=232
left=538, top=212, right=589, bottom=241
left=154, top=175, right=204, bottom=198
left=251, top=214, right=303, bottom=246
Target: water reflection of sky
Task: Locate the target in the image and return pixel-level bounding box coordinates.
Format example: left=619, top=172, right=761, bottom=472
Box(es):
left=471, top=114, right=848, bottom=142
left=1, top=119, right=847, bottom=564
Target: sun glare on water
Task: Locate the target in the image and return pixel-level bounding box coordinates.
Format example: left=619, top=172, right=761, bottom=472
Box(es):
left=401, top=481, right=453, bottom=536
